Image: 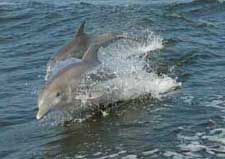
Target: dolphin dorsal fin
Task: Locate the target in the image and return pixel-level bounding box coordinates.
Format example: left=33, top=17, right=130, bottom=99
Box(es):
left=75, top=21, right=86, bottom=37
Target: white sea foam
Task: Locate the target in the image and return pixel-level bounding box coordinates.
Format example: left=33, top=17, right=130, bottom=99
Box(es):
left=90, top=71, right=180, bottom=101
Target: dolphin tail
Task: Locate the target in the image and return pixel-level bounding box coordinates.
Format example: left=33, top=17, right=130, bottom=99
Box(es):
left=75, top=21, right=86, bottom=37
left=116, top=33, right=141, bottom=43
left=94, top=32, right=140, bottom=47
left=82, top=32, right=140, bottom=63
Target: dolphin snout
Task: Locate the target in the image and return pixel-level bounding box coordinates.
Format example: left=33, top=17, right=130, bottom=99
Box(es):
left=36, top=112, right=42, bottom=120
left=36, top=102, right=50, bottom=120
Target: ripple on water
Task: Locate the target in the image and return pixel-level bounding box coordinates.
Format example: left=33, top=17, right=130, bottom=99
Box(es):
left=204, top=95, right=225, bottom=112
left=4, top=1, right=225, bottom=158
left=176, top=127, right=225, bottom=158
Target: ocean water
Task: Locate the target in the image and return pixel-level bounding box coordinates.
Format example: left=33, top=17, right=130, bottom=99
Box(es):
left=1, top=0, right=225, bottom=158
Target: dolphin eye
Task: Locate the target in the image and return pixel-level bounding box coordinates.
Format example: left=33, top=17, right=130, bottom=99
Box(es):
left=56, top=92, right=61, bottom=97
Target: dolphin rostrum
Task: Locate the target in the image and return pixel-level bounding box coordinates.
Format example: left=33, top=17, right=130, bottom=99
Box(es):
left=46, top=21, right=135, bottom=80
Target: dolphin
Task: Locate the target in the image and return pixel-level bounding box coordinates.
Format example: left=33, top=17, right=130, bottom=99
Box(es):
left=37, top=41, right=121, bottom=120
left=45, top=21, right=135, bottom=80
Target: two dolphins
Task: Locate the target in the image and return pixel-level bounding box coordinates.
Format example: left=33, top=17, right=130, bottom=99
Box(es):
left=45, top=21, right=130, bottom=80
left=37, top=22, right=136, bottom=120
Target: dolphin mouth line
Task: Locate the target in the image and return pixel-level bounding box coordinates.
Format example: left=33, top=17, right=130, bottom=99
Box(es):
left=36, top=106, right=50, bottom=120
left=36, top=113, right=43, bottom=120
left=36, top=110, right=46, bottom=120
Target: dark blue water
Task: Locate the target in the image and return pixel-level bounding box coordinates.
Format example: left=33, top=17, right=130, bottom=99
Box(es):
left=1, top=0, right=225, bottom=158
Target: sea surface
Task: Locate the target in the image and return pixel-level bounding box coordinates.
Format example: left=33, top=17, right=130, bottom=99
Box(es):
left=1, top=0, right=225, bottom=158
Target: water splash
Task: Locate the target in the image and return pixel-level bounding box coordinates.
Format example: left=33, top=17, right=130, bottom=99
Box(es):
left=92, top=30, right=180, bottom=100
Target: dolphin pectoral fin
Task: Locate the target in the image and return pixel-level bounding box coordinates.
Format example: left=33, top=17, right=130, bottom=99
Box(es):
left=36, top=107, right=50, bottom=120
left=81, top=44, right=101, bottom=63
left=75, top=21, right=86, bottom=37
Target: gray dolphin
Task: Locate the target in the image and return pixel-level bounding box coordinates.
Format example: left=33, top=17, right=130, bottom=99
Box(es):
left=46, top=21, right=135, bottom=80
left=37, top=44, right=100, bottom=120
left=37, top=40, right=122, bottom=120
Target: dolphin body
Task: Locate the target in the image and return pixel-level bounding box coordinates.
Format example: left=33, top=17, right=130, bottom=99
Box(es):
left=37, top=45, right=100, bottom=120
left=45, top=21, right=131, bottom=81
left=37, top=23, right=135, bottom=120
